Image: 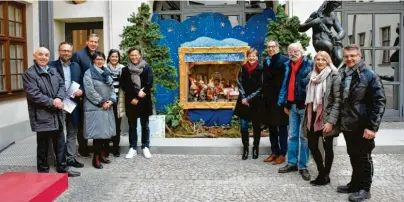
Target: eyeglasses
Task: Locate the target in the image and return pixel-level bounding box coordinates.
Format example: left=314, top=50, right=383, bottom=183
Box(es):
left=267, top=45, right=278, bottom=49
left=343, top=54, right=359, bottom=59
left=95, top=58, right=105, bottom=61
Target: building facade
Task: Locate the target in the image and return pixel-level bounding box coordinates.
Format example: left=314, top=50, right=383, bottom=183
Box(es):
left=0, top=0, right=403, bottom=150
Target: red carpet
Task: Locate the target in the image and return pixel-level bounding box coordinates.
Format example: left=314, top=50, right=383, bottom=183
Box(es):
left=0, top=172, right=68, bottom=202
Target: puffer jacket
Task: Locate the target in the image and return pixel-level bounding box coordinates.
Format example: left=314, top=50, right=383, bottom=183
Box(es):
left=278, top=56, right=313, bottom=108
left=339, top=60, right=386, bottom=132
left=302, top=69, right=341, bottom=137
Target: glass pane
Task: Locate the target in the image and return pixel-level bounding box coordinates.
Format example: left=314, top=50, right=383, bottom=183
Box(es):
left=245, top=0, right=273, bottom=9
left=0, top=4, right=3, bottom=19
left=361, top=49, right=373, bottom=67
left=8, top=21, right=15, bottom=36
left=161, top=14, right=181, bottom=22
left=16, top=22, right=21, bottom=37
left=348, top=14, right=372, bottom=45
left=375, top=14, right=400, bottom=47
left=0, top=20, right=3, bottom=35
left=11, top=75, right=16, bottom=90
left=187, top=1, right=237, bottom=6
left=8, top=6, right=14, bottom=21
left=375, top=49, right=399, bottom=82
left=9, top=44, right=15, bottom=58
left=0, top=76, right=5, bottom=91
left=17, top=60, right=23, bottom=73
left=154, top=1, right=180, bottom=11
left=0, top=43, right=3, bottom=59
left=227, top=16, right=239, bottom=27
left=15, top=7, right=22, bottom=22
left=17, top=74, right=23, bottom=89
left=10, top=59, right=16, bottom=74
left=16, top=44, right=23, bottom=59
left=383, top=85, right=400, bottom=110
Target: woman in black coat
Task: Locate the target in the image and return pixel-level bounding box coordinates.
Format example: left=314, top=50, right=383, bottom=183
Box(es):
left=234, top=48, right=264, bottom=160
left=262, top=41, right=290, bottom=165
left=120, top=48, right=154, bottom=159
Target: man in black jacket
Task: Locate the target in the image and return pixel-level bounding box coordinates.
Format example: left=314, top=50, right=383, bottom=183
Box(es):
left=71, top=33, right=99, bottom=157
left=337, top=44, right=386, bottom=202
left=23, top=47, right=80, bottom=177
left=50, top=42, right=84, bottom=168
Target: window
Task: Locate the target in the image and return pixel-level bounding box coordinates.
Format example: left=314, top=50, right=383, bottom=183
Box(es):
left=381, top=26, right=391, bottom=63
left=348, top=35, right=353, bottom=44
left=358, top=32, right=366, bottom=60
left=0, top=2, right=27, bottom=100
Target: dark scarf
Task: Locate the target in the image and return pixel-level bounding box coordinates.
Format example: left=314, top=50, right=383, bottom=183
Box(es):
left=90, top=64, right=112, bottom=85
left=128, top=59, right=146, bottom=89
left=244, top=62, right=258, bottom=75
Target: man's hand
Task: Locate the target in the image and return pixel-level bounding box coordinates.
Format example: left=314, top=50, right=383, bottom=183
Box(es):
left=73, top=89, right=83, bottom=97
left=363, top=129, right=376, bottom=139
left=106, top=100, right=113, bottom=108
left=138, top=88, right=146, bottom=98
left=53, top=98, right=64, bottom=109
left=242, top=98, right=249, bottom=106
left=284, top=107, right=290, bottom=115
left=323, top=123, right=333, bottom=133
left=131, top=98, right=139, bottom=105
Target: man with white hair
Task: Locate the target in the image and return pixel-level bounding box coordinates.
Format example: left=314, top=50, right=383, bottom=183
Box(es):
left=277, top=42, right=313, bottom=181
left=23, top=47, right=80, bottom=177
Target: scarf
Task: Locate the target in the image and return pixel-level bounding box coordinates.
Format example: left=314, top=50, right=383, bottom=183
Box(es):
left=90, top=64, right=113, bottom=85
left=106, top=62, right=123, bottom=77
left=244, top=61, right=258, bottom=75
left=305, top=66, right=332, bottom=112
left=128, top=59, right=146, bottom=89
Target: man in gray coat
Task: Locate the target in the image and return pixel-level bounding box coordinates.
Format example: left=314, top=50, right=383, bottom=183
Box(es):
left=23, top=47, right=80, bottom=177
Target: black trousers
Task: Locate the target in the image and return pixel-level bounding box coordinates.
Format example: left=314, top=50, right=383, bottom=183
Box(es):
left=36, top=128, right=68, bottom=173
left=307, top=129, right=334, bottom=177
left=77, top=104, right=88, bottom=154
left=343, top=130, right=375, bottom=192
left=240, top=118, right=261, bottom=148
left=93, top=139, right=109, bottom=155
left=110, top=104, right=121, bottom=153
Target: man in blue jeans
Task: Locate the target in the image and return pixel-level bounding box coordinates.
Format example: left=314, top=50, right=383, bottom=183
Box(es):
left=277, top=42, right=313, bottom=181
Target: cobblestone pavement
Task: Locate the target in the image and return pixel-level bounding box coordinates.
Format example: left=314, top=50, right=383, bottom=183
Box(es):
left=1, top=154, right=404, bottom=202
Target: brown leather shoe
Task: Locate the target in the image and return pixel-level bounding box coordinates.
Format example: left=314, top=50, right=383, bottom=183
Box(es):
left=264, top=154, right=278, bottom=162
left=272, top=155, right=285, bottom=165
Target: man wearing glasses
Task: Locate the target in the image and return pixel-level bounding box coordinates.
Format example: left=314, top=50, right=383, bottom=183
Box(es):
left=49, top=42, right=84, bottom=168
left=337, top=44, right=386, bottom=202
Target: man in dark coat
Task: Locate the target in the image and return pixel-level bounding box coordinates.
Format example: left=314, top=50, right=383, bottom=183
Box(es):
left=49, top=41, right=84, bottom=168
left=336, top=44, right=386, bottom=202
left=71, top=33, right=99, bottom=158
left=23, top=47, right=80, bottom=177
left=262, top=40, right=289, bottom=165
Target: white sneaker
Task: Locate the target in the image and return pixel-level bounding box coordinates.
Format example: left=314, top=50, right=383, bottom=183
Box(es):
left=125, top=148, right=137, bottom=159
left=143, top=147, right=152, bottom=159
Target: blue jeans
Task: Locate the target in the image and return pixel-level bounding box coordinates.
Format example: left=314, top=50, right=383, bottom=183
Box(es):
left=269, top=126, right=288, bottom=156
left=128, top=116, right=150, bottom=149
left=287, top=104, right=309, bottom=169
left=240, top=118, right=261, bottom=147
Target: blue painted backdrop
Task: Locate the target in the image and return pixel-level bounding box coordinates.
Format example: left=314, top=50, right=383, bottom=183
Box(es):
left=152, top=9, right=276, bottom=112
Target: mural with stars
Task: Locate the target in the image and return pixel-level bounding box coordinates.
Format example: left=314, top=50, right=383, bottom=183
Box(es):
left=151, top=9, right=276, bottom=112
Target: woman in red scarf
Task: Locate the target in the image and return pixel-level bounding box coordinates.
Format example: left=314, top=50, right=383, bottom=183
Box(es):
left=234, top=48, right=264, bottom=160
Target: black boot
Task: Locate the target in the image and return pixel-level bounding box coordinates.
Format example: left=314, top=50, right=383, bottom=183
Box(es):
left=92, top=154, right=103, bottom=169
left=252, top=147, right=259, bottom=159
left=242, top=146, right=249, bottom=160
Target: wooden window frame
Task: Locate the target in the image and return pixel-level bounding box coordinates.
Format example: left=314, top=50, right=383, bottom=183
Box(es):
left=0, top=1, right=27, bottom=102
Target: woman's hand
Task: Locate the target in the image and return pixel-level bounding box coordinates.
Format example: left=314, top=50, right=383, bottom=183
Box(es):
left=323, top=123, right=333, bottom=133
left=284, top=107, right=290, bottom=115
left=242, top=98, right=249, bottom=106
left=131, top=98, right=139, bottom=105
left=138, top=88, right=146, bottom=98
left=102, top=102, right=110, bottom=110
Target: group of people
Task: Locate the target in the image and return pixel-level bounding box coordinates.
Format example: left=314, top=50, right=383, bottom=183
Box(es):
left=235, top=41, right=386, bottom=202
left=23, top=34, right=154, bottom=177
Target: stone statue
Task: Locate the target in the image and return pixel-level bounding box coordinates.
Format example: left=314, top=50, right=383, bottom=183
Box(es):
left=299, top=1, right=345, bottom=67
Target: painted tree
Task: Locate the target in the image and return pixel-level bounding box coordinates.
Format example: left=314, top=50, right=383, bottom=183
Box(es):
left=119, top=3, right=178, bottom=91
left=264, top=5, right=310, bottom=56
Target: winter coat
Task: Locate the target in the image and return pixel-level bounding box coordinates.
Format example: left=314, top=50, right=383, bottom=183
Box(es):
left=278, top=56, right=313, bottom=108
left=23, top=62, right=66, bottom=132
left=262, top=53, right=289, bottom=127
left=234, top=63, right=264, bottom=121
left=71, top=47, right=93, bottom=74
left=120, top=64, right=154, bottom=122
left=302, top=70, right=342, bottom=138
left=338, top=60, right=386, bottom=132
left=49, top=59, right=83, bottom=126
left=83, top=66, right=116, bottom=139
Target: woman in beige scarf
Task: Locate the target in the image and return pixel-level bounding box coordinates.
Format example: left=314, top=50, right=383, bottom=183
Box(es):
left=303, top=51, right=341, bottom=186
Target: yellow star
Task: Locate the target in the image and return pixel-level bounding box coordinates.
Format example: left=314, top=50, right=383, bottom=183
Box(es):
left=168, top=28, right=173, bottom=32
left=240, top=31, right=245, bottom=35
left=220, top=22, right=225, bottom=27
left=191, top=25, right=196, bottom=32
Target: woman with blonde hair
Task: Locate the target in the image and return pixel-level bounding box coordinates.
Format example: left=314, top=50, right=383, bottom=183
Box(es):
left=303, top=51, right=341, bottom=185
